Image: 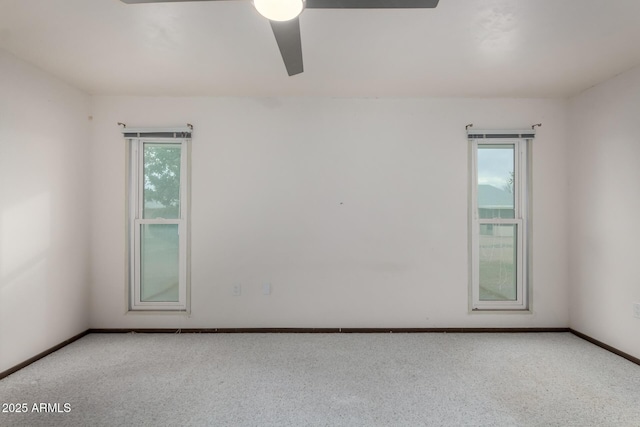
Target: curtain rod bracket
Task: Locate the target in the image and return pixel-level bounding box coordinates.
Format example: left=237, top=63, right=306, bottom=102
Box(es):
left=465, top=123, right=473, bottom=130
left=187, top=123, right=193, bottom=130
left=532, top=123, right=542, bottom=130
left=118, top=122, right=126, bottom=128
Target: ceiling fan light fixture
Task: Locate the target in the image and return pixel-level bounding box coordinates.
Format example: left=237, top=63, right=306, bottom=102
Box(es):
left=254, top=0, right=305, bottom=22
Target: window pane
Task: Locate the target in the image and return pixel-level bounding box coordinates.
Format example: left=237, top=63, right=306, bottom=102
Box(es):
left=479, top=224, right=517, bottom=301
left=477, top=145, right=514, bottom=219
left=141, top=224, right=179, bottom=302
left=143, top=143, right=181, bottom=219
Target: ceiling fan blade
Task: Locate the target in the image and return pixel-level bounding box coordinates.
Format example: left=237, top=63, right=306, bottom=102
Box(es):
left=269, top=18, right=304, bottom=76
left=306, top=0, right=438, bottom=8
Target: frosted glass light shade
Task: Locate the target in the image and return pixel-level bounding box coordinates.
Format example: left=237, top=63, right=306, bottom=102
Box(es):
left=254, top=0, right=304, bottom=22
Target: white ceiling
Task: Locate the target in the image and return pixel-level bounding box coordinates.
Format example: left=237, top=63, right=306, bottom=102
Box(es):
left=1, top=0, right=640, bottom=98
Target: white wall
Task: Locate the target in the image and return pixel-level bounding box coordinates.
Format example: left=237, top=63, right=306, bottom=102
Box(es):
left=568, top=65, right=640, bottom=359
left=0, top=51, right=91, bottom=372
left=90, top=96, right=569, bottom=329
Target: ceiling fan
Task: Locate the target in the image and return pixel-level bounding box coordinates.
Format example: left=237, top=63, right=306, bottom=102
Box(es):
left=121, top=0, right=440, bottom=76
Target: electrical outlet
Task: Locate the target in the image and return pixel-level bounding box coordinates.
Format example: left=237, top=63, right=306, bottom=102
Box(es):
left=633, top=302, right=640, bottom=319
left=232, top=283, right=241, bottom=296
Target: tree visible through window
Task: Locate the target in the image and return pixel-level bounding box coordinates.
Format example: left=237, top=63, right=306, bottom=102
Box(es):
left=143, top=144, right=181, bottom=219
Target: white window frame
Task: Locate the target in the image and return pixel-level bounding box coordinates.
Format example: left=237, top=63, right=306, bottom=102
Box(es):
left=128, top=136, right=190, bottom=311
left=470, top=138, right=529, bottom=310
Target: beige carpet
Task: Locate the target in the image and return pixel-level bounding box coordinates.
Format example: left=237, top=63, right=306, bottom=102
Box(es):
left=1, top=332, right=639, bottom=426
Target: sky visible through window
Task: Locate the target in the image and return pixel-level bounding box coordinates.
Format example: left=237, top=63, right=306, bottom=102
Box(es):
left=477, top=145, right=514, bottom=191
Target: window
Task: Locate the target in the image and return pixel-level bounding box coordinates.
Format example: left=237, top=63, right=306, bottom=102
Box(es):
left=470, top=134, right=531, bottom=310
left=126, top=129, right=190, bottom=311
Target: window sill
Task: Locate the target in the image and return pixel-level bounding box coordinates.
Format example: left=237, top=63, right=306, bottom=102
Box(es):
left=470, top=308, right=532, bottom=314
left=126, top=309, right=190, bottom=315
